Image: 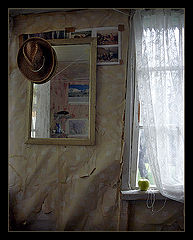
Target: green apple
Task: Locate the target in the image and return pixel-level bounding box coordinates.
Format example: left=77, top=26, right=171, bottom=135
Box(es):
left=138, top=178, right=150, bottom=191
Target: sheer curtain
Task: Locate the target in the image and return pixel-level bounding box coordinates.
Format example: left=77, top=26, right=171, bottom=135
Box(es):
left=133, top=9, right=184, bottom=202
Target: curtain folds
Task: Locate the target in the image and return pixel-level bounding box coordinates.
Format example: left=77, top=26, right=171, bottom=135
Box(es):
left=132, top=9, right=184, bottom=202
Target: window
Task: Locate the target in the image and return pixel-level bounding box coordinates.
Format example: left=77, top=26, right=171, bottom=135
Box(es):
left=128, top=80, right=156, bottom=190
left=136, top=126, right=156, bottom=187
left=122, top=9, right=184, bottom=203
left=136, top=22, right=184, bottom=187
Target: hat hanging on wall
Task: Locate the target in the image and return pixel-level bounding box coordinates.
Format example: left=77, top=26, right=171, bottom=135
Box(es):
left=17, top=37, right=57, bottom=84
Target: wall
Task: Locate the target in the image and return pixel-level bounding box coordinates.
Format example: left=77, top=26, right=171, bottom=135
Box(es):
left=8, top=9, right=184, bottom=231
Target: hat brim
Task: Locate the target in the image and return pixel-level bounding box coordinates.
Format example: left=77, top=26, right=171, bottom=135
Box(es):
left=17, top=37, right=56, bottom=84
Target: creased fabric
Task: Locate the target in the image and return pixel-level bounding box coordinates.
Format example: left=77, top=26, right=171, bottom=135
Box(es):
left=9, top=9, right=129, bottom=231
left=133, top=9, right=184, bottom=202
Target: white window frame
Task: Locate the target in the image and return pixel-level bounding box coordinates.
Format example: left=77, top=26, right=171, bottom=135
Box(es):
left=121, top=10, right=184, bottom=202
left=121, top=85, right=164, bottom=200
left=121, top=19, right=164, bottom=200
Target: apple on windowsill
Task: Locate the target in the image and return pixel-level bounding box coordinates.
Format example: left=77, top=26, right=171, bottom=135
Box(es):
left=138, top=178, right=150, bottom=191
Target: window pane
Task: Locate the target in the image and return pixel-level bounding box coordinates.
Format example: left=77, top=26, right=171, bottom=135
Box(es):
left=136, top=128, right=156, bottom=187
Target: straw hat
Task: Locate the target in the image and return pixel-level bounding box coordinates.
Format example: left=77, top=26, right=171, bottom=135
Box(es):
left=17, top=37, right=56, bottom=84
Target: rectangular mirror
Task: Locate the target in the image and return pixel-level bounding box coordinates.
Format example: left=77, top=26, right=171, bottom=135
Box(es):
left=26, top=38, right=97, bottom=145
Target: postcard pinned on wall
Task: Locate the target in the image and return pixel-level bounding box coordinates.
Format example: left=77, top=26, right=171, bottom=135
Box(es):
left=68, top=84, right=89, bottom=104
left=71, top=30, right=92, bottom=39
left=66, top=119, right=89, bottom=138
left=20, top=26, right=123, bottom=65
left=95, top=27, right=121, bottom=65
left=71, top=26, right=123, bottom=65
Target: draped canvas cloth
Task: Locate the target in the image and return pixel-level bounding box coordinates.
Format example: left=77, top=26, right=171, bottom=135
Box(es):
left=133, top=9, right=184, bottom=202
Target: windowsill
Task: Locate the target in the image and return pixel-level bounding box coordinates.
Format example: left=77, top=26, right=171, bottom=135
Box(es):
left=121, top=189, right=166, bottom=201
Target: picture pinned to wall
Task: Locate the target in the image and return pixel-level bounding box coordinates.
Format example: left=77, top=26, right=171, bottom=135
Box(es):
left=67, top=119, right=89, bottom=138
left=71, top=29, right=92, bottom=39
left=22, top=28, right=75, bottom=42
left=70, top=26, right=123, bottom=65
left=95, top=26, right=122, bottom=65
left=97, top=28, right=118, bottom=45
left=97, top=46, right=118, bottom=64
left=20, top=25, right=123, bottom=65
left=68, top=84, right=89, bottom=104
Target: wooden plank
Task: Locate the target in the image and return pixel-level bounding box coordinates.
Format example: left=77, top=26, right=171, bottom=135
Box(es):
left=121, top=190, right=166, bottom=201
left=118, top=200, right=129, bottom=231
left=118, top=24, right=124, bottom=31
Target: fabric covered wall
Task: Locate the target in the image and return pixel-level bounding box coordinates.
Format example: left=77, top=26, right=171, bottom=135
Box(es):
left=9, top=9, right=184, bottom=231
left=9, top=9, right=128, bottom=231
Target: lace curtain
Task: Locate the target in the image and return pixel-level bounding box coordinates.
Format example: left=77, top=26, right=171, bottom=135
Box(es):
left=133, top=9, right=184, bottom=202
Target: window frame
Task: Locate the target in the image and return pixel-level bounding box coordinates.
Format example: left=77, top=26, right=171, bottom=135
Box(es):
left=128, top=80, right=139, bottom=190
left=120, top=19, right=164, bottom=200
left=121, top=11, right=184, bottom=202
left=121, top=89, right=164, bottom=199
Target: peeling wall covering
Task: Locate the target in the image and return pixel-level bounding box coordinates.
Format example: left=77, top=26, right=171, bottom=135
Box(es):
left=8, top=9, right=184, bottom=231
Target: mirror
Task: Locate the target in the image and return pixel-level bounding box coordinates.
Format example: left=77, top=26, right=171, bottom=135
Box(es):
left=26, top=38, right=97, bottom=145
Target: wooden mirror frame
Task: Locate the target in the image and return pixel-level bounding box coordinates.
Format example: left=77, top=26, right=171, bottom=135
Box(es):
left=25, top=37, right=97, bottom=145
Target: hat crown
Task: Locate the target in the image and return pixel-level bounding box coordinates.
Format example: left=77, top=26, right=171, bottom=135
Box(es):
left=17, top=37, right=56, bottom=83
left=23, top=41, right=44, bottom=71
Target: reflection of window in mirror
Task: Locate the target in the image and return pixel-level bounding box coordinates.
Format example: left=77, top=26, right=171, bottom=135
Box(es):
left=31, top=81, right=50, bottom=138
left=27, top=38, right=97, bottom=145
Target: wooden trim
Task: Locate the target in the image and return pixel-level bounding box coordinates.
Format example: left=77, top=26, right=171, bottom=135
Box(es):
left=25, top=137, right=92, bottom=146
left=118, top=24, right=124, bottom=31
left=138, top=101, right=140, bottom=123
left=47, top=37, right=94, bottom=46
left=18, top=34, right=23, bottom=48
left=121, top=189, right=166, bottom=201
left=89, top=38, right=97, bottom=145
left=25, top=82, right=33, bottom=143
left=119, top=59, right=124, bottom=64
left=118, top=200, right=129, bottom=231
left=65, top=27, right=76, bottom=32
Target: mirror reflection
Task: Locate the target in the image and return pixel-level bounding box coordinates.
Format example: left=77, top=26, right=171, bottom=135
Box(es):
left=31, top=43, right=90, bottom=139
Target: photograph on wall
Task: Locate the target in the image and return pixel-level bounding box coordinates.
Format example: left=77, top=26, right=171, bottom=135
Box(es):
left=21, top=26, right=122, bottom=65
left=68, top=84, right=89, bottom=104
left=22, top=29, right=71, bottom=41
left=71, top=30, right=92, bottom=39
left=97, top=29, right=118, bottom=45
left=67, top=119, right=88, bottom=137
left=68, top=26, right=122, bottom=65
left=95, top=27, right=121, bottom=65
left=97, top=46, right=118, bottom=64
